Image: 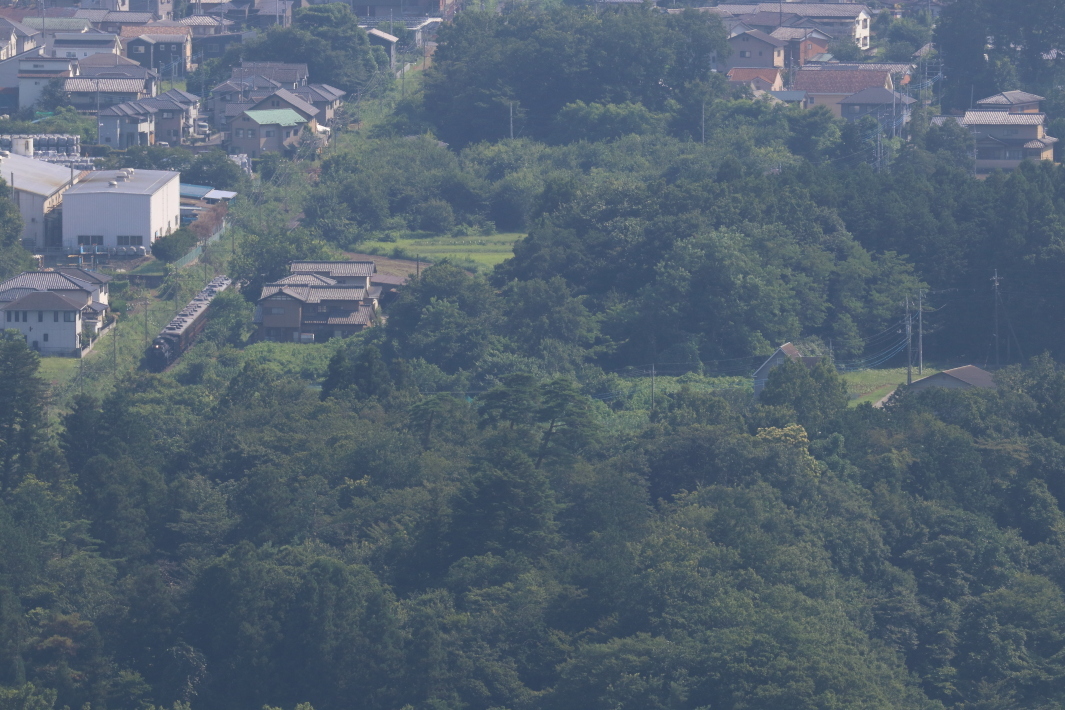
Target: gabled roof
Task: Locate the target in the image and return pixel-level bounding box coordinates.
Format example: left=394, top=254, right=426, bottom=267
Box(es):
left=99, top=100, right=158, bottom=117
left=78, top=51, right=141, bottom=67
left=178, top=15, right=229, bottom=26
left=290, top=261, right=376, bottom=277
left=801, top=63, right=915, bottom=75
left=274, top=273, right=337, bottom=285
left=963, top=110, right=1046, bottom=126
left=840, top=87, right=916, bottom=105
left=121, top=25, right=190, bottom=38
left=770, top=90, right=809, bottom=102
left=63, top=77, right=146, bottom=93
left=0, top=17, right=39, bottom=38
left=54, top=267, right=111, bottom=284
left=0, top=153, right=76, bottom=197
left=731, top=28, right=786, bottom=47
left=236, top=61, right=307, bottom=85
left=770, top=26, right=832, bottom=41
left=728, top=67, right=781, bottom=84
left=254, top=88, right=318, bottom=118
left=127, top=32, right=191, bottom=43
left=52, top=31, right=119, bottom=44
left=976, top=90, right=1044, bottom=106
left=919, top=365, right=997, bottom=390
left=0, top=271, right=94, bottom=294
left=792, top=68, right=891, bottom=94
left=74, top=10, right=154, bottom=23
left=739, top=11, right=803, bottom=28
left=239, top=108, right=305, bottom=126
left=160, top=87, right=199, bottom=104
left=21, top=17, right=92, bottom=31
left=0, top=290, right=85, bottom=311
left=291, top=83, right=346, bottom=103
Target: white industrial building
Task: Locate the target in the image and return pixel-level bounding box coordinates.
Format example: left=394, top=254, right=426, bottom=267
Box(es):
left=0, top=149, right=80, bottom=250
left=62, top=168, right=180, bottom=253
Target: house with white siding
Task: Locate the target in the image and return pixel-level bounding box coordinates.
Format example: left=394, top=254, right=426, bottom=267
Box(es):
left=1, top=290, right=85, bottom=355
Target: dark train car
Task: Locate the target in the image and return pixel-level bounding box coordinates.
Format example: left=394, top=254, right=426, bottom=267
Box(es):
left=146, top=276, right=231, bottom=372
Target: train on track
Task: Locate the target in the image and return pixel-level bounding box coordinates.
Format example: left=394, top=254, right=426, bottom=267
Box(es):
left=146, top=276, right=231, bottom=372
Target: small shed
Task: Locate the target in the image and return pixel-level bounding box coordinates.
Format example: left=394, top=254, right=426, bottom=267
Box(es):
left=907, top=365, right=996, bottom=394
left=366, top=28, right=397, bottom=69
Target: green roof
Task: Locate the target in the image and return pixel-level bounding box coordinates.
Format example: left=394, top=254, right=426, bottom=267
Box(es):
left=241, top=109, right=306, bottom=127
left=22, top=17, right=92, bottom=30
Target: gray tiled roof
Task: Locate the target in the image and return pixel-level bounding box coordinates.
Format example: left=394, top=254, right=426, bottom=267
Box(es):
left=0, top=271, right=94, bottom=294
left=0, top=290, right=85, bottom=311
left=976, top=90, right=1044, bottom=106
left=63, top=77, right=147, bottom=93
left=963, top=111, right=1046, bottom=125
left=290, top=261, right=376, bottom=277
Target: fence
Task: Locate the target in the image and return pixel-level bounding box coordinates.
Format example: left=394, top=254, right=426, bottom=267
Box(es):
left=171, top=219, right=227, bottom=269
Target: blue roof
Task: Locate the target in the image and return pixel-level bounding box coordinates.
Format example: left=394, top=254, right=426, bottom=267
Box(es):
left=180, top=183, right=213, bottom=199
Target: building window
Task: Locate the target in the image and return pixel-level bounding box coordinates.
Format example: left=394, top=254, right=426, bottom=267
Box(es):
left=53, top=311, right=58, bottom=322
left=235, top=128, right=243, bottom=137
left=64, top=311, right=76, bottom=322
left=117, top=235, right=144, bottom=246
left=4, top=311, right=9, bottom=322
left=317, top=305, right=327, bottom=312
left=37, top=311, right=43, bottom=322
left=247, top=129, right=256, bottom=137
left=269, top=306, right=285, bottom=315
left=42, top=333, right=48, bottom=342
left=739, top=50, right=751, bottom=58
left=133, top=45, right=145, bottom=53
left=77, top=235, right=104, bottom=245
left=162, top=111, right=173, bottom=118
left=264, top=129, right=274, bottom=137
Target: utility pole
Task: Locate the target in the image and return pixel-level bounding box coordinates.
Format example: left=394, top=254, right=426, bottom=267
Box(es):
left=112, top=313, right=118, bottom=379
left=701, top=101, right=705, bottom=144
left=917, top=289, right=924, bottom=375
left=650, top=363, right=655, bottom=412
left=509, top=102, right=514, bottom=140
left=143, top=294, right=148, bottom=346
left=905, top=297, right=912, bottom=385
left=992, top=269, right=1001, bottom=368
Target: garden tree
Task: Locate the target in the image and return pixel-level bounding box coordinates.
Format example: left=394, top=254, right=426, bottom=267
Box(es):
left=181, top=150, right=248, bottom=192
left=758, top=357, right=849, bottom=438
left=501, top=277, right=599, bottom=366
left=230, top=224, right=330, bottom=299
left=0, top=179, right=29, bottom=280
left=320, top=343, right=393, bottom=400
left=149, top=228, right=198, bottom=263
left=550, top=101, right=668, bottom=144
left=242, top=4, right=390, bottom=94
left=0, top=337, right=45, bottom=492
left=100, top=146, right=194, bottom=173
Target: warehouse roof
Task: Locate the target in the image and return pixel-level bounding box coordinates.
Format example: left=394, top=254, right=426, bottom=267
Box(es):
left=65, top=168, right=177, bottom=196
left=0, top=153, right=75, bottom=197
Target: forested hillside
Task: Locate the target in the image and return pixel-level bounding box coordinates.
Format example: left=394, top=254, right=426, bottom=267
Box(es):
left=6, top=3, right=1065, bottom=710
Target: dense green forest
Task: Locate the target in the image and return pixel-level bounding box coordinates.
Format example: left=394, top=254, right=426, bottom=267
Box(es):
left=7, top=3, right=1065, bottom=710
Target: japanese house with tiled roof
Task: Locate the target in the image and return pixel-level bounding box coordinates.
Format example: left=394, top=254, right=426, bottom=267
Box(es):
left=792, top=67, right=892, bottom=117
left=254, top=261, right=381, bottom=343
left=932, top=91, right=1058, bottom=172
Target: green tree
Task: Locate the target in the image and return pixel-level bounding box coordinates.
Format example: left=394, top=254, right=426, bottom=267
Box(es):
left=0, top=336, right=45, bottom=492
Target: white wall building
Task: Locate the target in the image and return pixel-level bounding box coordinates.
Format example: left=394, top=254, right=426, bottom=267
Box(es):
left=0, top=150, right=79, bottom=250
left=62, top=168, right=180, bottom=252
left=1, top=290, right=84, bottom=355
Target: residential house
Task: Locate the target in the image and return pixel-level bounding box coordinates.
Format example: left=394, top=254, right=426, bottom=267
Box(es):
left=123, top=26, right=192, bottom=76
left=178, top=14, right=234, bottom=35
left=349, top=0, right=456, bottom=20
left=791, top=67, right=892, bottom=117
left=289, top=260, right=376, bottom=287
left=724, top=29, right=784, bottom=72
left=0, top=151, right=79, bottom=250
left=727, top=67, right=784, bottom=92
left=250, top=87, right=318, bottom=121
left=0, top=269, right=109, bottom=308
left=964, top=110, right=1056, bottom=172
left=255, top=265, right=380, bottom=342
left=247, top=0, right=292, bottom=28
left=839, top=87, right=915, bottom=127
left=714, top=3, right=873, bottom=48
left=78, top=51, right=158, bottom=95
left=975, top=89, right=1044, bottom=114
left=228, top=108, right=308, bottom=158
left=62, top=168, right=181, bottom=252
left=49, top=31, right=122, bottom=59
left=1, top=291, right=87, bottom=355
left=207, top=73, right=279, bottom=126
left=907, top=365, right=996, bottom=394
left=74, top=9, right=154, bottom=34
left=98, top=99, right=157, bottom=147
left=234, top=61, right=307, bottom=89
left=127, top=0, right=174, bottom=21
left=769, top=89, right=811, bottom=108
left=366, top=27, right=397, bottom=69
left=15, top=52, right=76, bottom=110
left=21, top=18, right=94, bottom=42
left=0, top=17, right=41, bottom=54
left=78, top=0, right=130, bottom=13
left=802, top=62, right=915, bottom=87
left=769, top=26, right=831, bottom=68
left=0, top=28, right=18, bottom=62
left=62, top=76, right=152, bottom=111
left=289, top=83, right=344, bottom=124
left=190, top=30, right=245, bottom=62
left=752, top=342, right=823, bottom=397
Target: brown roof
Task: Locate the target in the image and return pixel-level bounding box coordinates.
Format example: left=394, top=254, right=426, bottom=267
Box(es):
left=941, top=365, right=996, bottom=388
left=121, top=24, right=190, bottom=37
left=728, top=67, right=781, bottom=84
left=792, top=69, right=891, bottom=95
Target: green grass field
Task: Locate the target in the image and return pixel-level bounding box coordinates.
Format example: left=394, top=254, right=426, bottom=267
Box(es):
left=358, top=233, right=525, bottom=270
left=842, top=367, right=940, bottom=407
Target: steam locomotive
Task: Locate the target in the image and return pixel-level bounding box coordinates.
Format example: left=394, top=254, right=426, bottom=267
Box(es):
left=146, top=276, right=231, bottom=372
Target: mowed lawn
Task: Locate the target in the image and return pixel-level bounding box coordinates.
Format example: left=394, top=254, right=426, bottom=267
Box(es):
left=358, top=233, right=525, bottom=269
